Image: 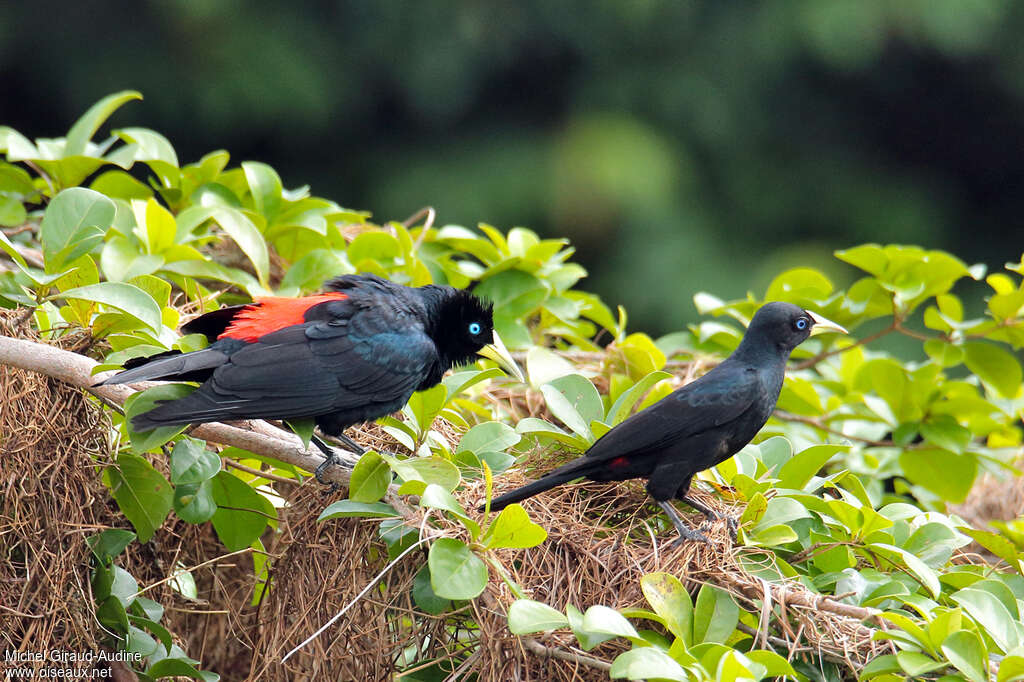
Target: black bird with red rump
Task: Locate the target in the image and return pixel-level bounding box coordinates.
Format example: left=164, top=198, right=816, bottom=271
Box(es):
left=100, top=274, right=522, bottom=481
left=485, top=302, right=846, bottom=543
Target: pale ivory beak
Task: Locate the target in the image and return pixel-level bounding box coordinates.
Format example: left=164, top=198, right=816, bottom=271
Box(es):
left=807, top=311, right=848, bottom=336
left=478, top=330, right=525, bottom=382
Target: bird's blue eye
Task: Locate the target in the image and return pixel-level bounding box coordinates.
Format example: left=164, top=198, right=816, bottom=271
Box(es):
left=468, top=322, right=481, bottom=335
left=795, top=318, right=808, bottom=330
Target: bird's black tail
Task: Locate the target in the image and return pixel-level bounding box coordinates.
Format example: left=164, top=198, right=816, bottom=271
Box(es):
left=127, top=386, right=236, bottom=432
left=484, top=459, right=590, bottom=512
left=96, top=348, right=228, bottom=386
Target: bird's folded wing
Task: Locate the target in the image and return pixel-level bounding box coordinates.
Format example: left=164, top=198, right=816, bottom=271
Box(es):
left=582, top=365, right=760, bottom=462
left=194, top=315, right=435, bottom=418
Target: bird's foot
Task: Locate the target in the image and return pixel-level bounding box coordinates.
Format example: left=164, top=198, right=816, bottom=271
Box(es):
left=698, top=512, right=739, bottom=540
left=314, top=454, right=341, bottom=494
left=657, top=499, right=713, bottom=546
left=671, top=525, right=711, bottom=546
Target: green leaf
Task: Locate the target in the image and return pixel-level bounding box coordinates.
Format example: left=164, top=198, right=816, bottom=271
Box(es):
left=640, top=572, right=693, bottom=645
left=242, top=161, right=283, bottom=222
left=39, top=187, right=114, bottom=272
left=964, top=341, right=1022, bottom=398
left=317, top=500, right=399, bottom=520
left=347, top=231, right=401, bottom=264
left=169, top=437, right=221, bottom=485
left=0, top=195, right=26, bottom=226
left=899, top=448, right=977, bottom=503
left=541, top=373, right=603, bottom=440
left=348, top=451, right=392, bottom=503
left=581, top=604, right=641, bottom=641
left=958, top=528, right=1019, bottom=566
left=484, top=503, right=547, bottom=549
left=427, top=538, right=488, bottom=600
left=64, top=90, right=142, bottom=157
left=86, top=529, right=137, bottom=563
left=920, top=415, right=972, bottom=454
left=617, top=332, right=667, bottom=379
left=507, top=599, right=569, bottom=634
left=456, top=421, right=520, bottom=454
left=209, top=471, right=275, bottom=551
left=95, top=596, right=129, bottom=634
left=606, top=370, right=672, bottom=426
left=100, top=235, right=163, bottom=282
left=210, top=207, right=270, bottom=286
left=122, top=384, right=193, bottom=453
left=776, top=444, right=847, bottom=489
left=860, top=654, right=902, bottom=679
left=412, top=565, right=451, bottom=616
left=0, top=227, right=29, bottom=270
left=765, top=266, right=834, bottom=302
left=515, top=417, right=591, bottom=450
left=420, top=484, right=480, bottom=538
left=951, top=587, right=1021, bottom=653
left=871, top=544, right=941, bottom=598
left=147, top=658, right=218, bottom=682
left=692, top=584, right=739, bottom=645
left=381, top=454, right=461, bottom=493
left=525, top=346, right=576, bottom=387
left=745, top=650, right=798, bottom=678
left=924, top=339, right=966, bottom=367
left=134, top=197, right=177, bottom=254
left=104, top=453, right=173, bottom=543
left=609, top=647, right=690, bottom=681
left=54, top=281, right=162, bottom=333
left=896, top=651, right=946, bottom=677
left=173, top=480, right=217, bottom=524
left=407, top=384, right=448, bottom=431
left=113, top=127, right=179, bottom=174
left=998, top=655, right=1024, bottom=682
left=942, top=630, right=989, bottom=682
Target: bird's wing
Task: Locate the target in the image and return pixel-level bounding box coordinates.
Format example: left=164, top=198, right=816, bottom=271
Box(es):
left=582, top=364, right=760, bottom=463
left=141, top=304, right=437, bottom=424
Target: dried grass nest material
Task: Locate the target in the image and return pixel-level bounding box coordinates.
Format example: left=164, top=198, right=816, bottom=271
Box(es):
left=0, top=313, right=111, bottom=666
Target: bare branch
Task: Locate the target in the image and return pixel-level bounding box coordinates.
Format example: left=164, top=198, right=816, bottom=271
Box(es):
left=0, top=333, right=357, bottom=484
left=521, top=638, right=612, bottom=672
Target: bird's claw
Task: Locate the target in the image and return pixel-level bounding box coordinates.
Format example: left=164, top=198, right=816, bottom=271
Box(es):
left=315, top=453, right=341, bottom=493
left=672, top=526, right=711, bottom=546
left=725, top=516, right=739, bottom=541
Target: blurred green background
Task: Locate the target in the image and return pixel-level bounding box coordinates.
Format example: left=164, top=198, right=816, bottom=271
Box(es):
left=3, top=0, right=1022, bottom=334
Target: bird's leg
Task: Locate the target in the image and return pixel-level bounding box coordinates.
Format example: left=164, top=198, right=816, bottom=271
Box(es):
left=321, top=431, right=366, bottom=456
left=656, top=500, right=710, bottom=545
left=311, top=434, right=346, bottom=491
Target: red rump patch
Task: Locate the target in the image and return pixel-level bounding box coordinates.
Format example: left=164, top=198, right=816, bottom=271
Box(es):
left=219, top=293, right=347, bottom=342
left=609, top=456, right=630, bottom=469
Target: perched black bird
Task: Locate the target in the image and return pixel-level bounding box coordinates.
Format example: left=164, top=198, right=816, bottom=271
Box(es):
left=485, top=302, right=846, bottom=543
left=100, top=274, right=522, bottom=479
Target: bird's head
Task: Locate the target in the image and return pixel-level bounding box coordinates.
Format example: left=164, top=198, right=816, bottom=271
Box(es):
left=745, top=301, right=848, bottom=354
left=426, top=287, right=524, bottom=381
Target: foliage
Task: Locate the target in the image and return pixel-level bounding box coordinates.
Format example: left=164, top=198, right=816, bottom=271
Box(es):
left=4, top=94, right=1024, bottom=681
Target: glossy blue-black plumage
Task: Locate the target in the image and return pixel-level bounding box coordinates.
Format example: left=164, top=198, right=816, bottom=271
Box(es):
left=487, top=302, right=834, bottom=541
left=101, top=275, right=495, bottom=435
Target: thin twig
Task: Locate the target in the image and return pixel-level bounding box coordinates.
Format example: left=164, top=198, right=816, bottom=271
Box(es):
left=520, top=638, right=612, bottom=672
left=773, top=411, right=896, bottom=447
left=131, top=547, right=254, bottom=598
left=223, top=458, right=300, bottom=486
left=404, top=206, right=436, bottom=253
left=794, top=323, right=895, bottom=370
